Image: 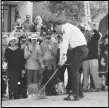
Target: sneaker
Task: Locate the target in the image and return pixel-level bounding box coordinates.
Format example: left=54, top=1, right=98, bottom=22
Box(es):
left=95, top=88, right=101, bottom=92
left=83, top=88, right=88, bottom=92
left=3, top=93, right=8, bottom=97
left=64, top=94, right=73, bottom=101
left=88, top=88, right=95, bottom=92
left=28, top=94, right=33, bottom=99
left=32, top=94, right=36, bottom=98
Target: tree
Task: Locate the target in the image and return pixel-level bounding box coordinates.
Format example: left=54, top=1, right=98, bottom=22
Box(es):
left=48, top=1, right=84, bottom=21
left=48, top=1, right=108, bottom=21
left=32, top=1, right=108, bottom=24
left=90, top=1, right=108, bottom=20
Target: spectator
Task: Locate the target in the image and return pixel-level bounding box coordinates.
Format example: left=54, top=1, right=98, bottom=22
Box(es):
left=40, top=35, right=58, bottom=96
left=99, top=29, right=108, bottom=91
left=2, top=34, right=8, bottom=60
left=24, top=34, right=44, bottom=98
left=12, top=15, right=23, bottom=32
left=22, top=14, right=34, bottom=32
left=33, top=16, right=47, bottom=36
left=4, top=37, right=24, bottom=99
left=18, top=36, right=27, bottom=98
left=2, top=34, right=8, bottom=97
left=82, top=25, right=101, bottom=92
left=11, top=16, right=24, bottom=37
left=83, top=26, right=95, bottom=91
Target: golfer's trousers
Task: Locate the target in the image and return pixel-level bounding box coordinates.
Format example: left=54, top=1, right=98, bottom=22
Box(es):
left=68, top=45, right=89, bottom=96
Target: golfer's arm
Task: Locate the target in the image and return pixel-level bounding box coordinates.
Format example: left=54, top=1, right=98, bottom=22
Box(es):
left=59, top=28, right=69, bottom=61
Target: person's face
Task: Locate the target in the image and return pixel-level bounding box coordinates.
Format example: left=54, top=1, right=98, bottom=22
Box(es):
left=35, top=17, right=41, bottom=24
left=20, top=39, right=26, bottom=49
left=93, top=24, right=96, bottom=29
left=85, top=30, right=94, bottom=36
left=90, top=30, right=94, bottom=35
left=16, top=18, right=21, bottom=26
left=10, top=39, right=17, bottom=47
left=54, top=25, right=62, bottom=34
left=57, top=35, right=62, bottom=43
left=26, top=15, right=31, bottom=22
left=20, top=39, right=26, bottom=45
left=84, top=30, right=93, bottom=40
left=31, top=39, right=37, bottom=45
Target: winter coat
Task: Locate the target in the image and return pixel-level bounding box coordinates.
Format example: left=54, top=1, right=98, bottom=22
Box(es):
left=40, top=39, right=58, bottom=70
left=24, top=44, right=42, bottom=70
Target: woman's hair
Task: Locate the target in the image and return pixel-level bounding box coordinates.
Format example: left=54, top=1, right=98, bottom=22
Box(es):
left=35, top=16, right=43, bottom=24
left=18, top=36, right=26, bottom=48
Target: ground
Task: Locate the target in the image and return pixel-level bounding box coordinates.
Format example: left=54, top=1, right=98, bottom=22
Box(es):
left=2, top=91, right=108, bottom=107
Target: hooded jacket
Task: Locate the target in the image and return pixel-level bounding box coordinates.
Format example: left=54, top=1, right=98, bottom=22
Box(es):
left=24, top=43, right=42, bottom=70
left=40, top=39, right=58, bottom=70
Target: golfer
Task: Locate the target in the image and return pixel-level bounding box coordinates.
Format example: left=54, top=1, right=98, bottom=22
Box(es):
left=51, top=18, right=89, bottom=101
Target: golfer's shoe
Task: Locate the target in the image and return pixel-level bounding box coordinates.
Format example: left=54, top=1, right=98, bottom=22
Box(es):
left=64, top=94, right=80, bottom=101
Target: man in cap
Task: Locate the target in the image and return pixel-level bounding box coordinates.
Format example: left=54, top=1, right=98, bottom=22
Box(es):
left=51, top=18, right=89, bottom=101
left=82, top=25, right=101, bottom=92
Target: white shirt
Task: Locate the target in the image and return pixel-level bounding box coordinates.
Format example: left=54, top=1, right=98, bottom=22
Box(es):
left=60, top=23, right=87, bottom=61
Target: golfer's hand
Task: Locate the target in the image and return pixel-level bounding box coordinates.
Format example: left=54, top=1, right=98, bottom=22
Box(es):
left=58, top=56, right=67, bottom=66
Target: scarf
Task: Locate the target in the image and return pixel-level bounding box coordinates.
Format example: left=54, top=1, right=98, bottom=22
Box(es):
left=8, top=46, right=18, bottom=51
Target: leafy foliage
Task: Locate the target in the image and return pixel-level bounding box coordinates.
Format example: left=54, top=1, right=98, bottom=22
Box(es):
left=48, top=1, right=84, bottom=21
left=33, top=1, right=108, bottom=23
left=48, top=1, right=108, bottom=21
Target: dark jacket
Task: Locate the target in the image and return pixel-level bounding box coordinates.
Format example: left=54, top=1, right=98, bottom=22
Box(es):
left=5, top=47, right=25, bottom=71
left=86, top=29, right=100, bottom=60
